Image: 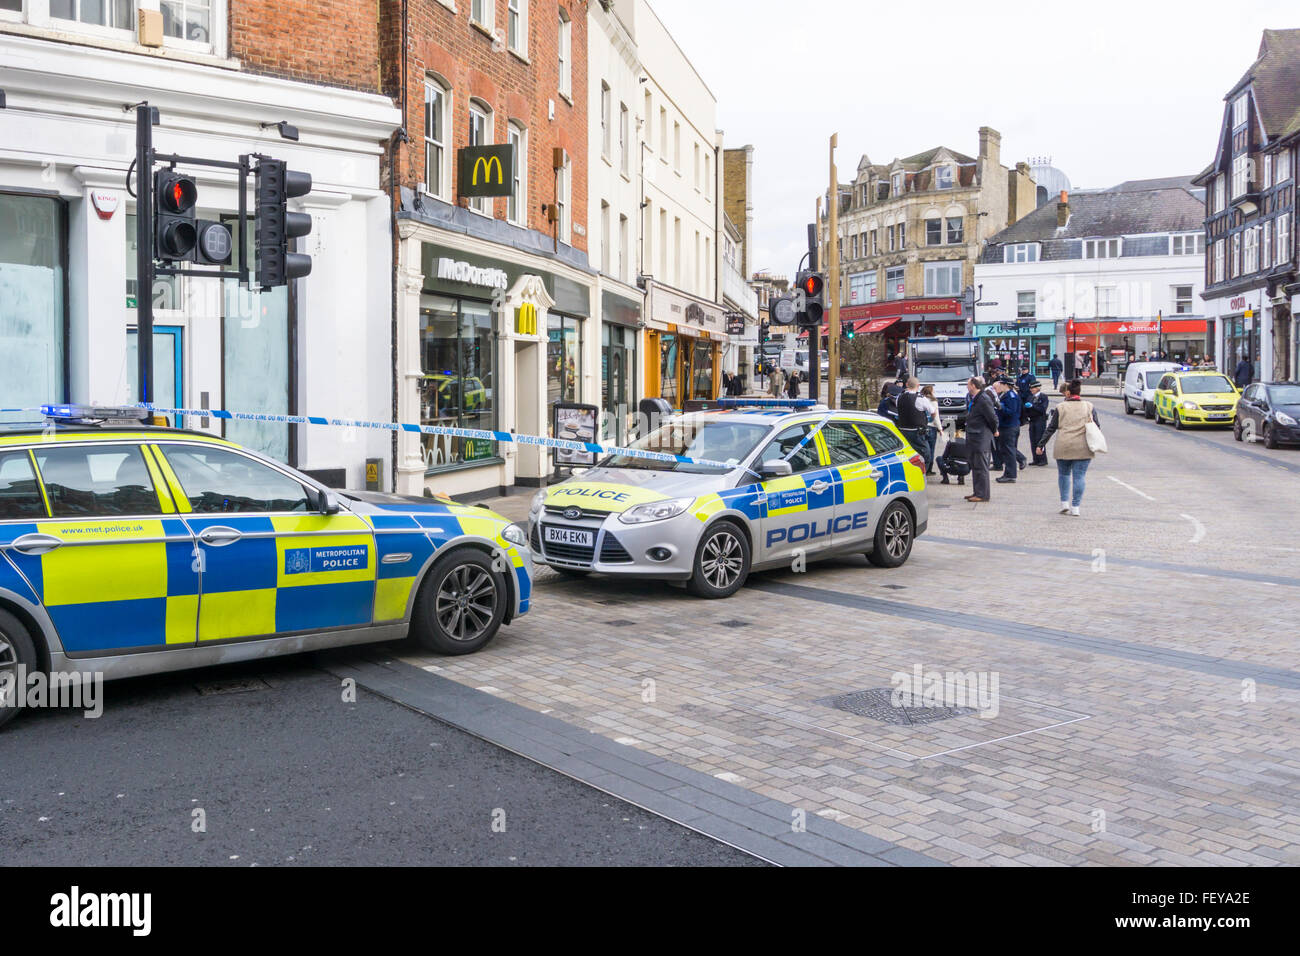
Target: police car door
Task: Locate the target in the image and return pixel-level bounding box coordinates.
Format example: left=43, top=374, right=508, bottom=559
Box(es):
left=753, top=423, right=836, bottom=565
left=154, top=443, right=376, bottom=642
left=0, top=441, right=201, bottom=653
left=820, top=421, right=880, bottom=549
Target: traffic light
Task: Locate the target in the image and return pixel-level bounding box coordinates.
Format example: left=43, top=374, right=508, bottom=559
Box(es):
left=793, top=270, right=825, bottom=329
left=845, top=324, right=856, bottom=340
left=154, top=169, right=198, bottom=262
left=254, top=157, right=313, bottom=288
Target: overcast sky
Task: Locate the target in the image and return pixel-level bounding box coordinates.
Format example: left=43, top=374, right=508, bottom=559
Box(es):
left=649, top=0, right=1296, bottom=275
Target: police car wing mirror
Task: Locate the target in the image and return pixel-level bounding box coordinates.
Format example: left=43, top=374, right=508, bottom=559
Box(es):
left=320, top=491, right=341, bottom=515
left=759, top=460, right=793, bottom=479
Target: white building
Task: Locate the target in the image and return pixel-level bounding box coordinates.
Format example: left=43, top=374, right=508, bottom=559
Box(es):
left=974, top=179, right=1209, bottom=377
left=0, top=16, right=399, bottom=487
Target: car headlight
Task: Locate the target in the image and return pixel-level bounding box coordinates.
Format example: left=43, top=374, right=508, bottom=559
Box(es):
left=501, top=523, right=528, bottom=547
left=1181, top=400, right=1199, bottom=410
left=1276, top=411, right=1298, bottom=426
left=530, top=489, right=547, bottom=512
left=618, top=497, right=694, bottom=524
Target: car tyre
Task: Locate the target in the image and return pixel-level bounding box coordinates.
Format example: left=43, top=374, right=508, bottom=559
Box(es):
left=0, top=609, right=38, bottom=730
left=1174, top=410, right=1186, bottom=430
left=410, top=549, right=507, bottom=655
left=687, top=521, right=750, bottom=599
left=1233, top=419, right=1243, bottom=441
left=867, top=502, right=915, bottom=569
left=1124, top=397, right=1135, bottom=415
left=1264, top=424, right=1279, bottom=449
left=1144, top=401, right=1155, bottom=420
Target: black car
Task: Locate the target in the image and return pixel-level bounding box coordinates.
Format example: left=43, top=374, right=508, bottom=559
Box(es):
left=1234, top=381, right=1300, bottom=448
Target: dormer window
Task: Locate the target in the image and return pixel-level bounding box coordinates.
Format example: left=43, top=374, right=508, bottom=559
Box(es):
left=1232, top=93, right=1248, bottom=129
left=891, top=172, right=903, bottom=195
left=935, top=166, right=954, bottom=190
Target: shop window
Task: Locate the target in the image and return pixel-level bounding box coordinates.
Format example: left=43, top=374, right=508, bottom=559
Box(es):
left=601, top=323, right=637, bottom=444
left=658, top=333, right=679, bottom=406
left=1, top=194, right=65, bottom=419
left=420, top=296, right=498, bottom=471
left=690, top=338, right=714, bottom=400
left=547, top=313, right=581, bottom=409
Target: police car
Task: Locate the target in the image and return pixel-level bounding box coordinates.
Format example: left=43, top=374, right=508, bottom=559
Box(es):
left=0, top=406, right=532, bottom=726
left=527, top=400, right=928, bottom=598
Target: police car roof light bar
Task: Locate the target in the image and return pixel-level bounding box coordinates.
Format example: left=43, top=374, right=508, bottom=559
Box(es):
left=42, top=404, right=151, bottom=422
left=714, top=398, right=820, bottom=409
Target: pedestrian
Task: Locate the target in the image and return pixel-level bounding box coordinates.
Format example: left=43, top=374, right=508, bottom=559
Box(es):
left=1096, top=351, right=1106, bottom=376
left=991, top=377, right=1022, bottom=483
left=1049, top=354, right=1063, bottom=388
left=1024, top=378, right=1050, bottom=466
left=1234, top=353, right=1253, bottom=388
left=719, top=371, right=732, bottom=399
left=731, top=370, right=744, bottom=396
left=786, top=369, right=801, bottom=400
left=894, top=352, right=908, bottom=379
left=963, top=376, right=998, bottom=503
left=876, top=382, right=895, bottom=419
left=1137, top=351, right=1147, bottom=363
left=896, top=377, right=933, bottom=473
left=769, top=365, right=785, bottom=398
left=919, top=384, right=943, bottom=475
left=1036, top=378, right=1100, bottom=517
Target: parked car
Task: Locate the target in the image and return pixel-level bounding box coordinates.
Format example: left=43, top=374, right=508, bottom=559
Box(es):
left=1152, top=371, right=1240, bottom=429
left=1122, top=361, right=1180, bottom=418
left=1234, top=381, right=1300, bottom=448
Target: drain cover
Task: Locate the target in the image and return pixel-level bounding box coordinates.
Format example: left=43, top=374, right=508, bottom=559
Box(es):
left=814, top=687, right=975, bottom=725
left=196, top=677, right=270, bottom=696
left=718, top=620, right=750, bottom=628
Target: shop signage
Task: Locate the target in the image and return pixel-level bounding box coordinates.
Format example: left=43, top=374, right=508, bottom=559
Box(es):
left=515, top=302, right=539, bottom=336
left=457, top=144, right=515, bottom=198
left=977, top=321, right=1054, bottom=337
left=686, top=303, right=706, bottom=325
left=1067, top=318, right=1207, bottom=336
left=436, top=257, right=508, bottom=290
left=725, top=312, right=746, bottom=336
left=553, top=402, right=599, bottom=468
left=841, top=298, right=962, bottom=322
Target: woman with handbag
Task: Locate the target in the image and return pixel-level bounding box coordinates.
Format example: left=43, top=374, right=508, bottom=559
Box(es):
left=1036, top=378, right=1104, bottom=516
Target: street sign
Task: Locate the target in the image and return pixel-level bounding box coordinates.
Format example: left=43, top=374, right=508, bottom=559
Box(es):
left=458, top=144, right=515, bottom=198
left=725, top=312, right=746, bottom=335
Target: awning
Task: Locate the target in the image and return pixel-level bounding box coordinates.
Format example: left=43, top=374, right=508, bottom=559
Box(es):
left=860, top=317, right=901, bottom=334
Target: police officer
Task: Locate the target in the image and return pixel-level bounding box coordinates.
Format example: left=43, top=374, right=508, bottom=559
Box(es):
left=992, top=377, right=1022, bottom=483
left=896, top=377, right=931, bottom=471
left=1024, top=378, right=1050, bottom=466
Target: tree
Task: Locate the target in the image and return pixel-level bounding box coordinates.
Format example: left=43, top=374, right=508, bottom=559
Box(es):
left=842, top=334, right=887, bottom=410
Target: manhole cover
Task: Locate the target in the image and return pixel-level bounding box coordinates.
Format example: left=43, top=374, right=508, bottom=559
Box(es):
left=196, top=677, right=270, bottom=696
left=605, top=619, right=637, bottom=627
left=814, top=687, right=975, bottom=725
left=718, top=620, right=750, bottom=628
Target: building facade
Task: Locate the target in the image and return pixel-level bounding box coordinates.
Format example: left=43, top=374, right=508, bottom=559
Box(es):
left=1194, top=28, right=1300, bottom=383
left=976, top=180, right=1208, bottom=378
left=722, top=144, right=759, bottom=380
left=823, top=127, right=1036, bottom=360
left=0, top=1, right=400, bottom=486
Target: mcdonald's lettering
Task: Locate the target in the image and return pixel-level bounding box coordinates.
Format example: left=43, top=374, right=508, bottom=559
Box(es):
left=516, top=302, right=538, bottom=336
left=473, top=155, right=503, bottom=186
left=458, top=144, right=515, bottom=198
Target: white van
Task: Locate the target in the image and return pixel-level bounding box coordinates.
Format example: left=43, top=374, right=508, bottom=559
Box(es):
left=1123, top=361, right=1181, bottom=418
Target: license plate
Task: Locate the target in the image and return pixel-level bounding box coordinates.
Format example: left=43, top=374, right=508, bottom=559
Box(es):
left=1207, top=413, right=1230, bottom=420
left=544, top=526, right=593, bottom=547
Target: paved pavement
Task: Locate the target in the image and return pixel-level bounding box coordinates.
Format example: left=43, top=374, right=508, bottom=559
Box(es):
left=0, top=659, right=763, bottom=866
left=402, top=399, right=1300, bottom=866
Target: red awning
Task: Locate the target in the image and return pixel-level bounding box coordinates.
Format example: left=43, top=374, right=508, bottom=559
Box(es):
left=1069, top=319, right=1207, bottom=336
left=860, top=317, right=901, bottom=334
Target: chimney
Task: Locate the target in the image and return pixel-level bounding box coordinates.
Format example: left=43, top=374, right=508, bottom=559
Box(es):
left=1056, top=190, right=1070, bottom=228
left=978, top=126, right=1001, bottom=170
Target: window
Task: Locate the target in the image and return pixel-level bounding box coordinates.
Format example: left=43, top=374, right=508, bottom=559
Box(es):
left=419, top=296, right=498, bottom=471
left=471, top=0, right=493, bottom=29
left=1278, top=150, right=1292, bottom=184
left=1214, top=175, right=1226, bottom=212
left=870, top=230, right=878, bottom=255
left=50, top=0, right=133, bottom=31
left=1016, top=290, right=1036, bottom=319
left=659, top=107, right=667, bottom=158
left=885, top=265, right=905, bottom=301
left=852, top=234, right=859, bottom=259
left=619, top=104, right=629, bottom=177
left=157, top=444, right=309, bottom=514
left=1083, top=238, right=1121, bottom=259
left=1262, top=154, right=1273, bottom=190
left=618, top=214, right=628, bottom=283
left=1278, top=213, right=1291, bottom=265
left=935, top=165, right=954, bottom=189
left=423, top=77, right=449, bottom=200
left=1264, top=219, right=1272, bottom=268
left=945, top=216, right=963, bottom=244
left=1170, top=234, right=1202, bottom=256
left=0, top=450, right=46, bottom=519
left=600, top=83, right=611, bottom=159
left=1096, top=286, right=1118, bottom=317
left=557, top=8, right=572, bottom=98
left=659, top=209, right=667, bottom=277
left=673, top=122, right=681, bottom=171
left=923, top=261, right=961, bottom=297
left=857, top=422, right=903, bottom=455
left=547, top=314, right=582, bottom=407
left=1232, top=93, right=1247, bottom=129
left=600, top=201, right=610, bottom=273
left=1173, top=285, right=1193, bottom=314
left=1213, top=239, right=1225, bottom=283
left=1232, top=154, right=1250, bottom=199
left=1244, top=226, right=1258, bottom=274
left=693, top=142, right=700, bottom=189
left=888, top=225, right=895, bottom=252
left=891, top=172, right=903, bottom=195
left=32, top=445, right=161, bottom=517
left=507, top=0, right=526, bottom=55
left=1231, top=233, right=1240, bottom=277
left=1, top=195, right=65, bottom=419
left=556, top=154, right=571, bottom=242
left=673, top=217, right=681, bottom=285
left=822, top=422, right=871, bottom=465
left=848, top=271, right=877, bottom=304
left=704, top=152, right=711, bottom=198
left=467, top=101, right=493, bottom=216
left=926, top=218, right=942, bottom=246
left=1003, top=243, right=1039, bottom=263
left=161, top=0, right=212, bottom=43
left=898, top=221, right=905, bottom=249
left=758, top=425, right=820, bottom=475
left=507, top=122, right=526, bottom=224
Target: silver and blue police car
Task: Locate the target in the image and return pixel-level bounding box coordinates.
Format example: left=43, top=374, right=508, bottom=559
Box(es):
left=527, top=400, right=928, bottom=598
left=0, top=405, right=533, bottom=727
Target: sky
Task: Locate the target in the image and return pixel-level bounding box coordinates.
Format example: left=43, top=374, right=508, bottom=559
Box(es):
left=648, top=0, right=1297, bottom=276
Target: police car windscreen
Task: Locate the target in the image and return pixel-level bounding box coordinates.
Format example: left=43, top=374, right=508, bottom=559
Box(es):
left=916, top=363, right=972, bottom=383
left=1180, top=375, right=1234, bottom=394
left=603, top=420, right=769, bottom=473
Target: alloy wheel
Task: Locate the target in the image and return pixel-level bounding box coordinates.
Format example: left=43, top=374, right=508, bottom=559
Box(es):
left=700, top=530, right=744, bottom=590
left=882, top=508, right=912, bottom=559
left=434, top=564, right=499, bottom=643
left=0, top=632, right=17, bottom=710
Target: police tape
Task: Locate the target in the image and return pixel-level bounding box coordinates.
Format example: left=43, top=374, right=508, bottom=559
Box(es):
left=134, top=403, right=746, bottom=471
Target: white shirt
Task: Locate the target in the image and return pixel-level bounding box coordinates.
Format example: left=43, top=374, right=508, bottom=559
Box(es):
left=915, top=394, right=939, bottom=422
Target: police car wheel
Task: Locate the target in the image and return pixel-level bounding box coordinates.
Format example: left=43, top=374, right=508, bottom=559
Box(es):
left=867, top=503, right=914, bottom=569
left=0, top=609, right=38, bottom=729
left=411, top=551, right=506, bottom=655
left=687, top=522, right=750, bottom=599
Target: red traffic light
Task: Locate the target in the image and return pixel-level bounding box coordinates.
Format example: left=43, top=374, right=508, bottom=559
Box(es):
left=801, top=274, right=823, bottom=297
left=157, top=173, right=197, bottom=213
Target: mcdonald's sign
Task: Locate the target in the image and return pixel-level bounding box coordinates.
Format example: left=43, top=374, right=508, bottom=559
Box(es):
left=516, top=301, right=538, bottom=336
left=458, top=143, right=515, bottom=198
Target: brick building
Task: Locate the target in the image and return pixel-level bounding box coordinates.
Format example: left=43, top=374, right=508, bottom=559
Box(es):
left=0, top=2, right=400, bottom=485
left=382, top=0, right=594, bottom=497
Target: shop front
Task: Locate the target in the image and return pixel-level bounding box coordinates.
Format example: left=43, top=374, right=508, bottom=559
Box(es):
left=644, top=280, right=725, bottom=407
left=837, top=298, right=964, bottom=364
left=976, top=321, right=1058, bottom=379
left=398, top=238, right=594, bottom=497
left=600, top=290, right=641, bottom=445
left=1066, top=317, right=1210, bottom=371
left=1205, top=289, right=1264, bottom=379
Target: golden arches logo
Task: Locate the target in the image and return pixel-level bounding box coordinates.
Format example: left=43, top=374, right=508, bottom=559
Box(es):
left=516, top=302, right=538, bottom=336
left=472, top=155, right=504, bottom=186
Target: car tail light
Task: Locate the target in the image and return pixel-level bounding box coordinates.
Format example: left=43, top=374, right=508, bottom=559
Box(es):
left=909, top=454, right=924, bottom=470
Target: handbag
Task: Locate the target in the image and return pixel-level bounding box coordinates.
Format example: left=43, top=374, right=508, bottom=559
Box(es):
left=1083, top=403, right=1107, bottom=454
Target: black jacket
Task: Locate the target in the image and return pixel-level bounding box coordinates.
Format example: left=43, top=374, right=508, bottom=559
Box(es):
left=896, top=391, right=927, bottom=430
left=964, top=388, right=998, bottom=437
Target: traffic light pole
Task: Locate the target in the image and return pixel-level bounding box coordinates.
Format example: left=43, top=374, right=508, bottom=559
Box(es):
left=135, top=103, right=155, bottom=406
left=827, top=133, right=840, bottom=408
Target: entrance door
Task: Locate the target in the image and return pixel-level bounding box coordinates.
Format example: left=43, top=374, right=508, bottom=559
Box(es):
left=127, top=325, right=183, bottom=425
